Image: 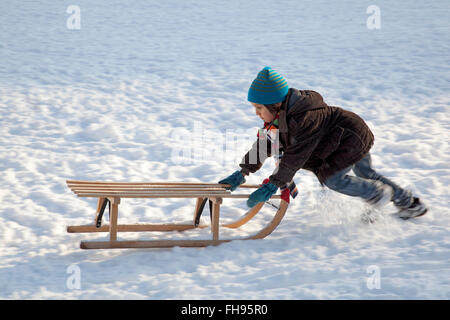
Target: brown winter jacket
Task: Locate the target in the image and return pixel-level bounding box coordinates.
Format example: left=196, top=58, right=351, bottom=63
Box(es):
left=239, top=88, right=374, bottom=187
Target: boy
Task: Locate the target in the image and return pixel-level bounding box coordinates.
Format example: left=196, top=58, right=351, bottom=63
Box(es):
left=219, top=67, right=427, bottom=219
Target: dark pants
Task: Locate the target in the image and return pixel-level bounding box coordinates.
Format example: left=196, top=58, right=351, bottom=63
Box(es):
left=323, top=153, right=412, bottom=208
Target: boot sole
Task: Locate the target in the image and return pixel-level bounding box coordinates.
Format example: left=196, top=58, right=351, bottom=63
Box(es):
left=398, top=208, right=428, bottom=220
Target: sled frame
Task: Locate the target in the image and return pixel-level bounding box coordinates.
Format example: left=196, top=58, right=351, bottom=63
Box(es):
left=66, top=180, right=289, bottom=249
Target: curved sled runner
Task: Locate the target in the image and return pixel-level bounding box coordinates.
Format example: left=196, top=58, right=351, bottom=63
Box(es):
left=66, top=180, right=289, bottom=249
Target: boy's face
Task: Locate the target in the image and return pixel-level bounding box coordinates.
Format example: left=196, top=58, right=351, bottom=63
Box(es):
left=251, top=102, right=276, bottom=123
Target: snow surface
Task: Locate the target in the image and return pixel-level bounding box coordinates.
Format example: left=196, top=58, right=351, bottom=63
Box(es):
left=0, top=0, right=449, bottom=299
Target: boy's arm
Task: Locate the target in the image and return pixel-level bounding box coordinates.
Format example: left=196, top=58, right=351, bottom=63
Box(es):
left=239, top=136, right=273, bottom=176
left=269, top=121, right=321, bottom=187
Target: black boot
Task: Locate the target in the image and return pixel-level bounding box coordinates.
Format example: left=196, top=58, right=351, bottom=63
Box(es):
left=397, top=197, right=428, bottom=220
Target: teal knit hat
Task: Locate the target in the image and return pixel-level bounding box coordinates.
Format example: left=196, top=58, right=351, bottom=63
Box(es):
left=248, top=66, right=289, bottom=104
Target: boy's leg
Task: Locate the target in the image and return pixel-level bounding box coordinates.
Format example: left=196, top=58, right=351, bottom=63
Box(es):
left=352, top=153, right=413, bottom=208
left=323, top=165, right=380, bottom=200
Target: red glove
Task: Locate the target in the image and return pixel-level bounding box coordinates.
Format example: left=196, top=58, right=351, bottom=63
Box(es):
left=261, top=178, right=290, bottom=204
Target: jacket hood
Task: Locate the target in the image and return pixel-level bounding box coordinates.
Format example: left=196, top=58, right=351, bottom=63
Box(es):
left=285, top=88, right=328, bottom=115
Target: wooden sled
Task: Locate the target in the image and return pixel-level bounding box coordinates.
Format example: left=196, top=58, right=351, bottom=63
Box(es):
left=66, top=180, right=289, bottom=249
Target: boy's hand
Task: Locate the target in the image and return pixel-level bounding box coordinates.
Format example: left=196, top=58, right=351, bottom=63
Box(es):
left=218, top=170, right=246, bottom=191
left=247, top=182, right=278, bottom=208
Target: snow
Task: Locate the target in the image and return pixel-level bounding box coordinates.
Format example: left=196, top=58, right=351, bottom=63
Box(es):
left=0, top=0, right=449, bottom=299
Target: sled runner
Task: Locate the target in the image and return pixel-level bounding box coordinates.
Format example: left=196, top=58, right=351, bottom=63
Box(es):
left=66, top=180, right=289, bottom=249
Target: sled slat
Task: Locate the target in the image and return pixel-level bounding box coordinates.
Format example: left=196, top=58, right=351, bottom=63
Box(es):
left=74, top=193, right=281, bottom=199
left=67, top=224, right=205, bottom=233
left=80, top=239, right=232, bottom=249
left=67, top=180, right=260, bottom=188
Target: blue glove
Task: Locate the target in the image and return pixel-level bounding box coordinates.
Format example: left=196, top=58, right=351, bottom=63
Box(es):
left=218, top=170, right=246, bottom=191
left=247, top=183, right=278, bottom=208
